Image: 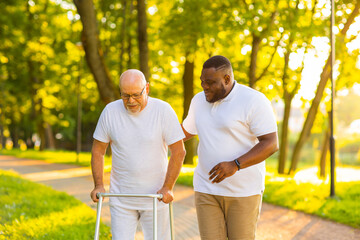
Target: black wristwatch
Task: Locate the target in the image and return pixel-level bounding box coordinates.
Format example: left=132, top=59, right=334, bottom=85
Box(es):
left=234, top=159, right=241, bottom=171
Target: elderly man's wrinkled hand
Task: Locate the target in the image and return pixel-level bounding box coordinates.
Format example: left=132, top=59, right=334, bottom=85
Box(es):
left=90, top=186, right=106, bottom=203
left=157, top=187, right=174, bottom=204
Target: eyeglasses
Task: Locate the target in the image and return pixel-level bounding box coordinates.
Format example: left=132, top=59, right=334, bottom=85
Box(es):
left=121, top=85, right=146, bottom=100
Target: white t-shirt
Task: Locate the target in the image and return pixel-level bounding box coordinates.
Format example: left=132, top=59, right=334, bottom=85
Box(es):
left=93, top=97, right=185, bottom=210
left=183, top=83, right=277, bottom=197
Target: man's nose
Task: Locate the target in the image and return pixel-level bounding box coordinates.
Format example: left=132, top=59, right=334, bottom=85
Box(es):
left=128, top=96, right=135, bottom=103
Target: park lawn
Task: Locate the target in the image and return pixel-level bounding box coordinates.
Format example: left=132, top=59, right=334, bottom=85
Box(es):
left=2, top=149, right=359, bottom=228
left=0, top=169, right=111, bottom=240
left=263, top=173, right=360, bottom=228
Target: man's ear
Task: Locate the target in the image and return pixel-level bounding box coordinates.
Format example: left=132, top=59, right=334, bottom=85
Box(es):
left=146, top=82, right=150, bottom=94
left=224, top=74, right=231, bottom=85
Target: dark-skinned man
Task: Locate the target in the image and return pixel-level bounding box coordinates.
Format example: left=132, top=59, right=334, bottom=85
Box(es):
left=182, top=55, right=278, bottom=240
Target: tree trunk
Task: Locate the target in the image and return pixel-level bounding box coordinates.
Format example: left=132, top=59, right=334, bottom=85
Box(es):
left=27, top=60, right=45, bottom=151
left=76, top=70, right=82, bottom=159
left=289, top=1, right=360, bottom=174
left=37, top=123, right=46, bottom=151
left=249, top=34, right=261, bottom=88
left=0, top=89, right=4, bottom=148
left=73, top=0, right=120, bottom=104
left=289, top=59, right=331, bottom=174
left=127, top=34, right=133, bottom=69
left=119, top=0, right=127, bottom=74
left=136, top=0, right=150, bottom=81
left=182, top=59, right=194, bottom=120
left=45, top=122, right=56, bottom=149
left=0, top=122, right=3, bottom=149
left=25, top=1, right=47, bottom=151
left=27, top=60, right=44, bottom=151
left=35, top=95, right=46, bottom=151
left=248, top=5, right=279, bottom=88
left=277, top=30, right=300, bottom=174
left=10, top=122, right=19, bottom=148
left=278, top=45, right=291, bottom=174
left=126, top=1, right=134, bottom=69
left=278, top=94, right=292, bottom=174
left=279, top=0, right=312, bottom=174
left=182, top=57, right=195, bottom=165
left=28, top=61, right=46, bottom=151
left=25, top=130, right=34, bottom=149
left=34, top=99, right=46, bottom=151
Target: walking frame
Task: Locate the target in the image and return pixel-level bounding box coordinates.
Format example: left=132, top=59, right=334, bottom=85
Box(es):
left=94, top=193, right=175, bottom=240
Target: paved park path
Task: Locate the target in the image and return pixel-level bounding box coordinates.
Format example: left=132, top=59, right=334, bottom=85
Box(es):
left=1, top=155, right=359, bottom=240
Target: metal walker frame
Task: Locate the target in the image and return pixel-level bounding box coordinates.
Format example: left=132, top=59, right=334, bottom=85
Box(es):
left=94, top=193, right=175, bottom=240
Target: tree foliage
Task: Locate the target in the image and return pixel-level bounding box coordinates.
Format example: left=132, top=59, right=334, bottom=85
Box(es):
left=1, top=0, right=360, bottom=176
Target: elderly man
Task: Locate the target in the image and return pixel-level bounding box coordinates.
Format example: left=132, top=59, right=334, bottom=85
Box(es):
left=90, top=69, right=185, bottom=240
left=182, top=55, right=278, bottom=240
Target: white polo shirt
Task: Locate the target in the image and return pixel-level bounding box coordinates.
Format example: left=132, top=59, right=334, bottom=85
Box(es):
left=183, top=83, right=277, bottom=197
left=93, top=97, right=185, bottom=210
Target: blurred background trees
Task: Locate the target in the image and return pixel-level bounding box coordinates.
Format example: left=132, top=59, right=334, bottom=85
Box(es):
left=1, top=0, right=360, bottom=174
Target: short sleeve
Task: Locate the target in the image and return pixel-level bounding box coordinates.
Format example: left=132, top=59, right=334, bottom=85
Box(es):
left=93, top=106, right=111, bottom=143
left=248, top=94, right=277, bottom=137
left=182, top=97, right=198, bottom=135
left=162, top=104, right=185, bottom=145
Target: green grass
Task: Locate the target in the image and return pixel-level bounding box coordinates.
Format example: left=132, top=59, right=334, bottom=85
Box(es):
left=264, top=174, right=360, bottom=228
left=0, top=170, right=111, bottom=240
left=2, top=149, right=359, bottom=229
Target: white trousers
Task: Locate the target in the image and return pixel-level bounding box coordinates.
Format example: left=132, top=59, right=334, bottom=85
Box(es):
left=110, top=205, right=170, bottom=240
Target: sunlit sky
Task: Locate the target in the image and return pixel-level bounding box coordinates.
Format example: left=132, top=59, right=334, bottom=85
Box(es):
left=289, top=0, right=360, bottom=107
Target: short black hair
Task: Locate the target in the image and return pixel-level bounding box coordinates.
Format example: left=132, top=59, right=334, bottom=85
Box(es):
left=203, top=55, right=232, bottom=71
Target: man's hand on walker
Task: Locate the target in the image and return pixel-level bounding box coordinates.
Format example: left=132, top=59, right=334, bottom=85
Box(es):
left=90, top=186, right=106, bottom=202
left=157, top=186, right=174, bottom=204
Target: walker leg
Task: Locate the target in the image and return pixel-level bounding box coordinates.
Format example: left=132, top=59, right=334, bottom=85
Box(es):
left=153, top=197, right=158, bottom=240
left=94, top=196, right=103, bottom=240
left=169, top=202, right=175, bottom=240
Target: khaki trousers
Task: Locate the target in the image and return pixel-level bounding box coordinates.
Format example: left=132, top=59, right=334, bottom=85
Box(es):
left=195, top=192, right=262, bottom=240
